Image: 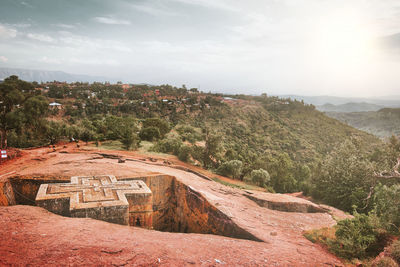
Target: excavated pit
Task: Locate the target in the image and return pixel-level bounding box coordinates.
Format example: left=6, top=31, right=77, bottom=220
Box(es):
left=1, top=175, right=262, bottom=242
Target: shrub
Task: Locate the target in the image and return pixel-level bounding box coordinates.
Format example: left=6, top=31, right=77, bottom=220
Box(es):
left=311, top=139, right=375, bottom=212
left=45, top=121, right=64, bottom=145
left=250, top=169, right=270, bottom=187
left=139, top=127, right=160, bottom=141
left=175, top=125, right=202, bottom=144
left=142, top=118, right=170, bottom=138
left=388, top=240, right=400, bottom=264
left=152, top=137, right=182, bottom=155
left=266, top=152, right=297, bottom=193
left=120, top=129, right=140, bottom=150
left=371, top=257, right=398, bottom=267
left=80, top=129, right=94, bottom=144
left=178, top=145, right=192, bottom=162
left=332, top=212, right=385, bottom=259
left=373, top=184, right=400, bottom=234
left=217, top=160, right=242, bottom=179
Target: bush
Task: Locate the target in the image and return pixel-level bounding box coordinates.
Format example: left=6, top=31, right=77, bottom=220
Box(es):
left=217, top=160, right=242, bottom=179
left=178, top=145, right=191, bottom=162
left=388, top=240, right=400, bottom=264
left=80, top=129, right=94, bottom=144
left=311, top=139, right=375, bottom=212
left=139, top=127, right=160, bottom=141
left=142, top=118, right=170, bottom=138
left=152, top=137, right=182, bottom=155
left=266, top=152, right=297, bottom=193
left=175, top=125, right=202, bottom=144
left=371, top=257, right=398, bottom=267
left=373, top=184, right=400, bottom=234
left=120, top=129, right=140, bottom=150
left=250, top=169, right=270, bottom=187
left=45, top=121, right=64, bottom=145
left=332, top=212, right=386, bottom=259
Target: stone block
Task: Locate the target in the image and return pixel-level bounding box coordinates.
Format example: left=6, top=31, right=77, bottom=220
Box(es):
left=36, top=175, right=153, bottom=227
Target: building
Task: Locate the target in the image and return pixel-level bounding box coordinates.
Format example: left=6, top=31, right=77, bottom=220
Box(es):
left=49, top=102, right=62, bottom=110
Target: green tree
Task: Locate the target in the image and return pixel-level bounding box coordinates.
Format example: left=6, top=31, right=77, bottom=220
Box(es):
left=176, top=125, right=202, bottom=144
left=80, top=129, right=94, bottom=144
left=311, top=139, right=375, bottom=212
left=0, top=76, right=44, bottom=148
left=203, top=131, right=223, bottom=168
left=178, top=145, right=192, bottom=162
left=139, top=127, right=161, bottom=141
left=217, top=160, right=243, bottom=179
left=372, top=184, right=400, bottom=234
left=250, top=169, right=270, bottom=187
left=152, top=136, right=182, bottom=155
left=332, top=212, right=382, bottom=259
left=142, top=118, right=170, bottom=138
left=46, top=121, right=64, bottom=145
left=267, top=152, right=297, bottom=193
left=120, top=128, right=140, bottom=150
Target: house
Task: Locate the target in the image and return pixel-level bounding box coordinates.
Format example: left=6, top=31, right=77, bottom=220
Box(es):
left=49, top=102, right=62, bottom=110
left=121, top=84, right=131, bottom=90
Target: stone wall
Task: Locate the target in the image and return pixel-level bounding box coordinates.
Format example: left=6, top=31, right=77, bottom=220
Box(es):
left=124, top=174, right=262, bottom=241
left=0, top=180, right=16, bottom=206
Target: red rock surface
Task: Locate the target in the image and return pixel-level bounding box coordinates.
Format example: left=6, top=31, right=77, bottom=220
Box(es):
left=0, top=144, right=345, bottom=266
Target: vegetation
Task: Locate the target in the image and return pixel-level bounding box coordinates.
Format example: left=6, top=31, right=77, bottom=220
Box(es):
left=332, top=212, right=388, bottom=259
left=326, top=108, right=400, bottom=138
left=311, top=138, right=375, bottom=212
left=211, top=177, right=256, bottom=190
left=0, top=75, right=48, bottom=148
left=249, top=169, right=270, bottom=187
left=217, top=160, right=243, bottom=179
left=4, top=76, right=400, bottom=262
left=372, top=257, right=398, bottom=267
left=388, top=240, right=400, bottom=264
left=304, top=212, right=390, bottom=261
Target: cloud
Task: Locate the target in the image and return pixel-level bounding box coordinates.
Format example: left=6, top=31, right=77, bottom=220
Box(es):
left=93, top=16, right=131, bottom=25
left=21, top=1, right=33, bottom=8
left=58, top=31, right=132, bottom=52
left=8, top=23, right=31, bottom=28
left=69, top=57, right=119, bottom=66
left=0, top=24, right=17, bottom=39
left=169, top=0, right=238, bottom=12
left=0, top=56, right=8, bottom=62
left=39, top=56, right=61, bottom=64
left=39, top=56, right=118, bottom=66
left=130, top=3, right=178, bottom=16
left=52, top=23, right=75, bottom=29
left=27, top=33, right=56, bottom=43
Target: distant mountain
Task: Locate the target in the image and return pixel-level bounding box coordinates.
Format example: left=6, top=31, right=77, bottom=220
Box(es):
left=317, top=102, right=384, bottom=113
left=0, top=67, right=119, bottom=83
left=326, top=108, right=400, bottom=138
left=279, top=94, right=400, bottom=108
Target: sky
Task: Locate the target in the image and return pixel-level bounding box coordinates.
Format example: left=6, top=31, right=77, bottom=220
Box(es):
left=1, top=0, right=400, bottom=97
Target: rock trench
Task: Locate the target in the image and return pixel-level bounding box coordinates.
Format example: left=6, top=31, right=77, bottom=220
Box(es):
left=1, top=174, right=263, bottom=241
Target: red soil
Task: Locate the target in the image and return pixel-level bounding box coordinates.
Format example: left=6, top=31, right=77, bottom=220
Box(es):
left=0, top=143, right=345, bottom=266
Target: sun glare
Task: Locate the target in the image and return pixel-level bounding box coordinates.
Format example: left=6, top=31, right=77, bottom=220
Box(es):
left=310, top=10, right=378, bottom=74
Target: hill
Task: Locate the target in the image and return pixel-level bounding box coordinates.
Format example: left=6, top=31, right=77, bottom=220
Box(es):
left=317, top=102, right=384, bottom=112
left=280, top=94, right=400, bottom=108
left=326, top=108, right=400, bottom=138
left=182, top=96, right=379, bottom=165
left=0, top=67, right=116, bottom=83
left=2, top=77, right=381, bottom=193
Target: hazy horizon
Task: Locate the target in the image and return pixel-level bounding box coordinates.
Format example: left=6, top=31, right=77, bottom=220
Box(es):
left=1, top=0, right=400, bottom=97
